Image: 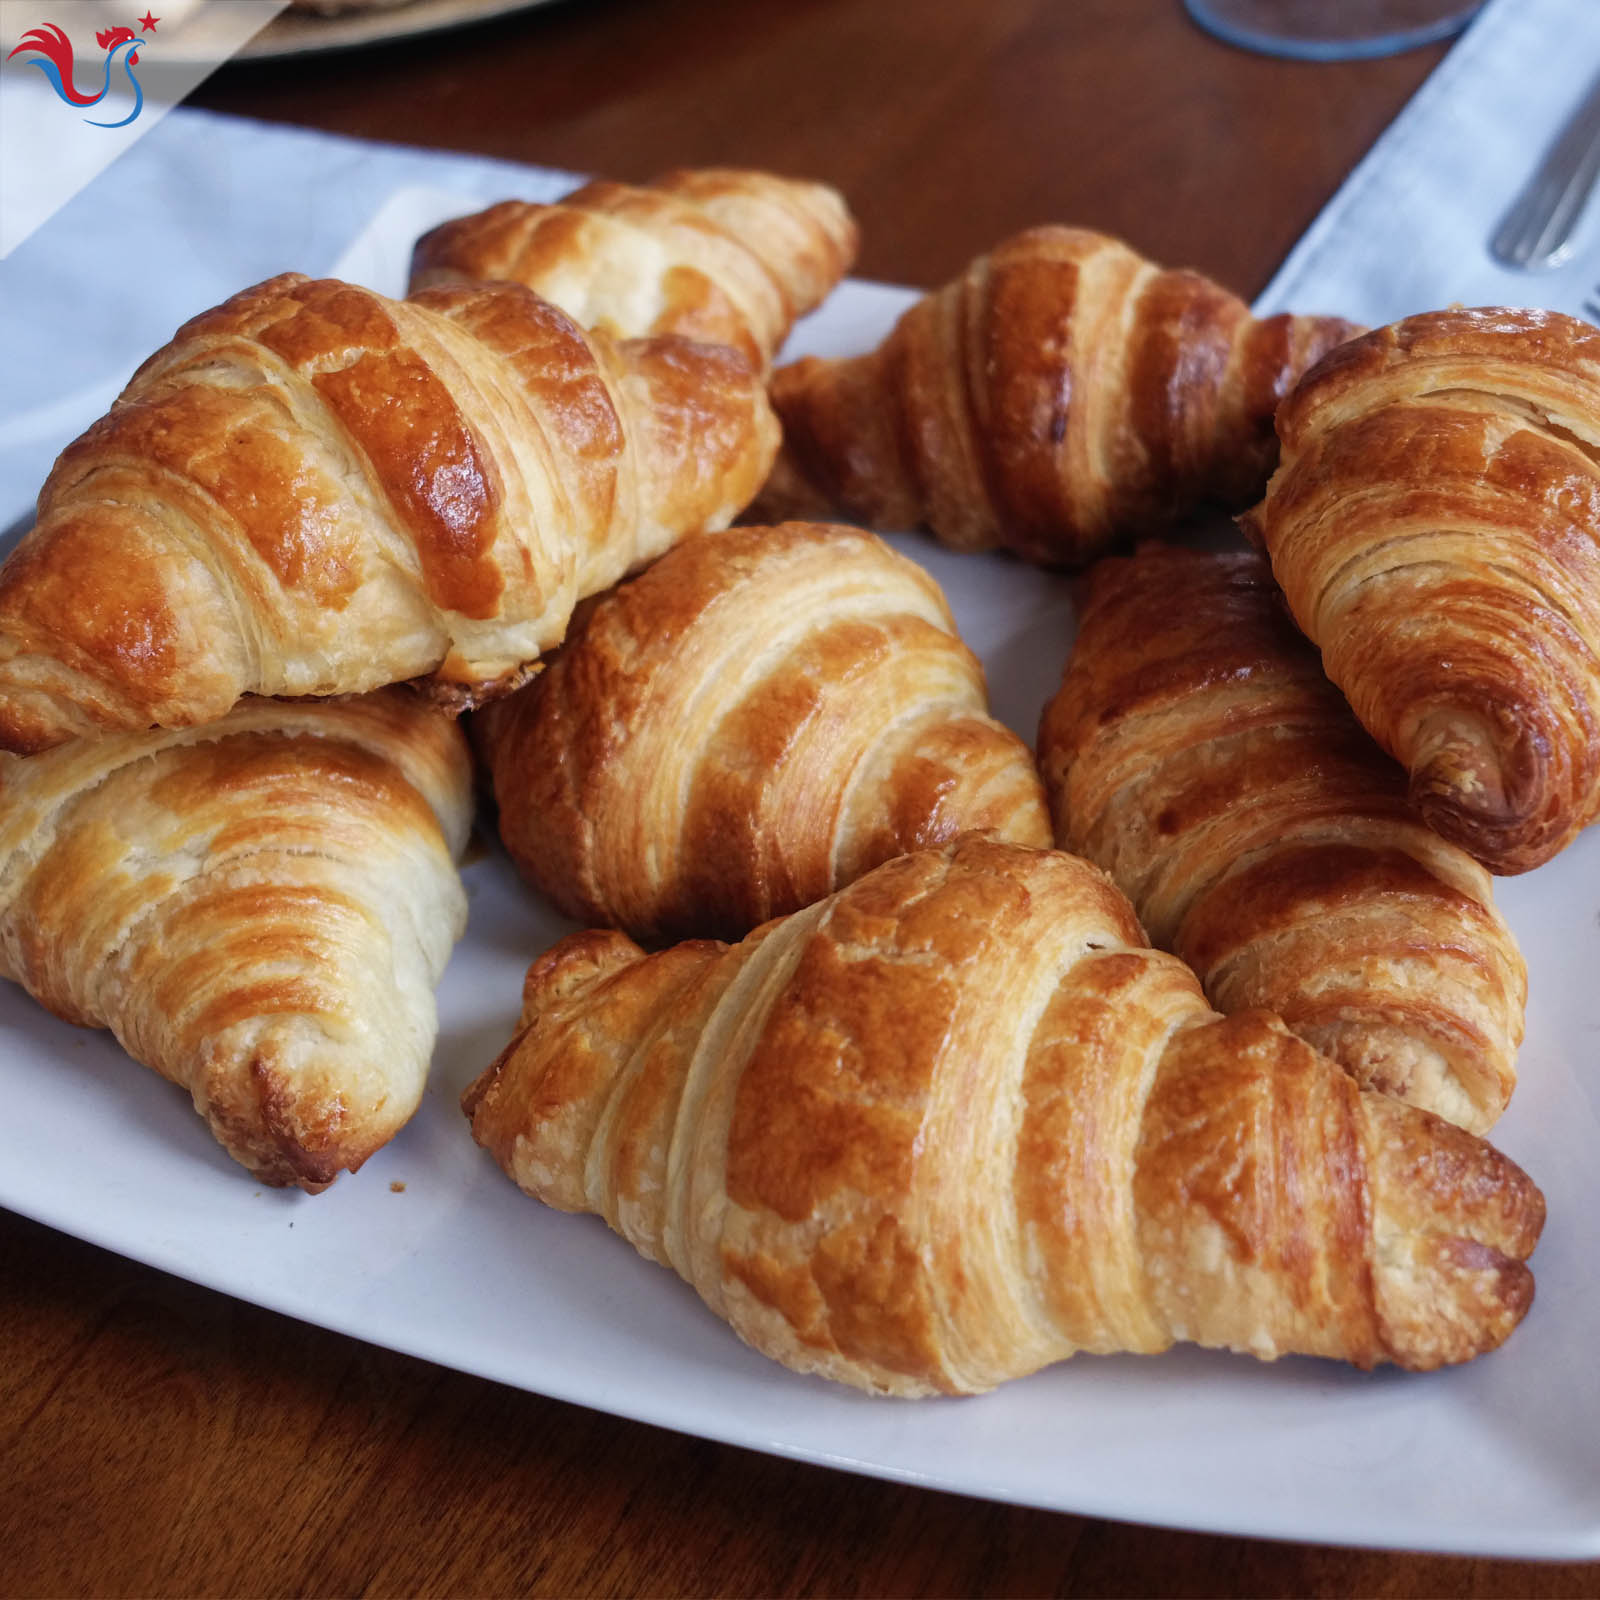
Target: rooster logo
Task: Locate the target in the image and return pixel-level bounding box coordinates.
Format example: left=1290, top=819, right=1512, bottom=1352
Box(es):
left=7, top=13, right=160, bottom=129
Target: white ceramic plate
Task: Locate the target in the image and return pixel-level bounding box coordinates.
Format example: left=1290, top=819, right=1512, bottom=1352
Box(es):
left=147, top=0, right=567, bottom=64
left=2, top=188, right=1597, bottom=1560
left=233, top=0, right=566, bottom=61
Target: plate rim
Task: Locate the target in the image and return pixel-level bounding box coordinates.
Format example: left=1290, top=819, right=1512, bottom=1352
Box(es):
left=226, top=0, right=567, bottom=63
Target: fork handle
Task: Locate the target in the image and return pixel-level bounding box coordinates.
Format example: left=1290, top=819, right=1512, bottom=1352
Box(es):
left=1490, top=70, right=1600, bottom=270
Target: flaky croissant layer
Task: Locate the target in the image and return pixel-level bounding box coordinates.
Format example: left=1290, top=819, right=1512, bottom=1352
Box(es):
left=1245, top=305, right=1600, bottom=874
left=0, top=272, right=778, bottom=754
left=0, top=690, right=473, bottom=1190
left=473, top=521, right=1051, bottom=942
left=1039, top=543, right=1526, bottom=1135
left=410, top=167, right=859, bottom=371
left=465, top=838, right=1542, bottom=1396
left=754, top=225, right=1359, bottom=565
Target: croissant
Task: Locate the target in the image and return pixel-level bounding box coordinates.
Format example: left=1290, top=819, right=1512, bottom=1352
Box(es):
left=473, top=521, right=1050, bottom=941
left=753, top=226, right=1359, bottom=565
left=0, top=272, right=778, bottom=755
left=1037, top=544, right=1525, bottom=1134
left=0, top=690, right=472, bottom=1190
left=464, top=837, right=1543, bottom=1396
left=1244, top=306, right=1600, bottom=874
left=409, top=168, right=859, bottom=371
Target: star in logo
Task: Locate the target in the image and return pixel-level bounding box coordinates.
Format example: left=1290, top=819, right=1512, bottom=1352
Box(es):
left=138, top=10, right=159, bottom=31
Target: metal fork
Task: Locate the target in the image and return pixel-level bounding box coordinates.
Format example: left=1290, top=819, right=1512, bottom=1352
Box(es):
left=1491, top=70, right=1600, bottom=271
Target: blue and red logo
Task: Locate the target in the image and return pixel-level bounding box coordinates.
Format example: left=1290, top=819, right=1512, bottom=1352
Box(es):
left=7, top=11, right=160, bottom=128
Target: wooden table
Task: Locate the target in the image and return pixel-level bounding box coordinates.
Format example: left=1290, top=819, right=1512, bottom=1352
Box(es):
left=2, top=1, right=1596, bottom=1594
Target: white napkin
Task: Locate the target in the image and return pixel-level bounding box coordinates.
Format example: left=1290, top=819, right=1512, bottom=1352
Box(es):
left=1256, top=0, right=1600, bottom=324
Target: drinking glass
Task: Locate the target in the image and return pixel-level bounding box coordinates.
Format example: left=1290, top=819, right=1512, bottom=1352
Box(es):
left=1183, top=0, right=1486, bottom=61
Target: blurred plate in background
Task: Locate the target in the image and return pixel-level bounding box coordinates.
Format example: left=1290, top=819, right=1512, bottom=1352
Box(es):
left=179, top=0, right=567, bottom=62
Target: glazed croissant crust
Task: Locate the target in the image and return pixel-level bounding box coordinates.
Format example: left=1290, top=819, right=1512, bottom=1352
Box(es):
left=1244, top=306, right=1600, bottom=874
left=473, top=522, right=1050, bottom=941
left=0, top=272, right=778, bottom=754
left=0, top=690, right=472, bottom=1190
left=754, top=226, right=1359, bottom=565
left=465, top=837, right=1542, bottom=1396
left=1038, top=544, right=1525, bottom=1134
left=410, top=168, right=858, bottom=371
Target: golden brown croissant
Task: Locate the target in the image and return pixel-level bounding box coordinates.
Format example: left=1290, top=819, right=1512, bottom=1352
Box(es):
left=0, top=690, right=472, bottom=1190
left=0, top=272, right=778, bottom=755
left=473, top=522, right=1050, bottom=941
left=464, top=837, right=1543, bottom=1396
left=753, top=226, right=1359, bottom=565
left=409, top=168, right=859, bottom=371
left=1244, top=307, right=1600, bottom=874
left=1037, top=544, right=1525, bottom=1134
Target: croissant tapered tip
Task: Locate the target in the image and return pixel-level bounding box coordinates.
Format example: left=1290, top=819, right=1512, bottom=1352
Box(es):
left=460, top=1035, right=517, bottom=1125
left=209, top=1049, right=358, bottom=1194
left=1365, top=1094, right=1545, bottom=1368
left=1409, top=709, right=1556, bottom=876
left=1284, top=312, right=1366, bottom=373
left=648, top=166, right=860, bottom=314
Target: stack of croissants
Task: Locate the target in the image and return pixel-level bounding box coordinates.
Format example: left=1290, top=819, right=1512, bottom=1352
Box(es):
left=5, top=165, right=1596, bottom=1399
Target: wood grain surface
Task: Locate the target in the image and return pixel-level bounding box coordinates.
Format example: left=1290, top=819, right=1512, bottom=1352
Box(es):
left=4, top=0, right=1596, bottom=1594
